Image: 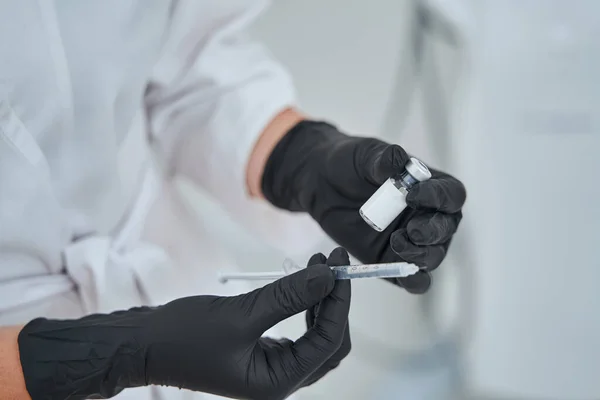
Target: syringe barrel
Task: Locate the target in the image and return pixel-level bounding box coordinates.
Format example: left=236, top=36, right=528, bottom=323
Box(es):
left=330, top=263, right=417, bottom=280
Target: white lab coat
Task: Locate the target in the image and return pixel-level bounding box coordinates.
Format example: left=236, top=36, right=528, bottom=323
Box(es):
left=406, top=1, right=600, bottom=399
left=0, top=1, right=319, bottom=399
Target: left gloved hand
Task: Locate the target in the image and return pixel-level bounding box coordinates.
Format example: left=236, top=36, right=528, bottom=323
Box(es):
left=18, top=256, right=350, bottom=400
left=262, top=121, right=466, bottom=294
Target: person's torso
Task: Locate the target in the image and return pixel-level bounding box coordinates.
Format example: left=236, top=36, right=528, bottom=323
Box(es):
left=0, top=0, right=172, bottom=284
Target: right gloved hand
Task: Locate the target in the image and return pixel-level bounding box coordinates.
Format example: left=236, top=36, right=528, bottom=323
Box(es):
left=18, top=249, right=352, bottom=400
left=262, top=121, right=466, bottom=293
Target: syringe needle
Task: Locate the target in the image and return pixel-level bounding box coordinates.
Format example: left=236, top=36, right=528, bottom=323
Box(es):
left=218, top=271, right=286, bottom=284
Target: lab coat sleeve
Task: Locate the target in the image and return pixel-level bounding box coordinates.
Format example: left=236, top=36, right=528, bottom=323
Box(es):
left=145, top=0, right=325, bottom=256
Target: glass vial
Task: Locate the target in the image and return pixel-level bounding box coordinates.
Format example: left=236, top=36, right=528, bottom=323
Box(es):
left=359, top=157, right=432, bottom=232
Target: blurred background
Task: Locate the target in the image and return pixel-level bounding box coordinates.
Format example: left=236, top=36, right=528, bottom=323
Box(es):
left=173, top=1, right=600, bottom=399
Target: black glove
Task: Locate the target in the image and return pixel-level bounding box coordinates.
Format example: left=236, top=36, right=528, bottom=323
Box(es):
left=303, top=248, right=352, bottom=386
left=18, top=257, right=351, bottom=400
left=262, top=120, right=466, bottom=294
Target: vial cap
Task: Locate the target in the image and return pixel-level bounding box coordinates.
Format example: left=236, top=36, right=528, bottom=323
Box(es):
left=406, top=157, right=432, bottom=182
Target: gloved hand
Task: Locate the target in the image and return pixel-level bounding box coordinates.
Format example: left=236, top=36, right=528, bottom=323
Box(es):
left=18, top=254, right=351, bottom=400
left=262, top=120, right=466, bottom=294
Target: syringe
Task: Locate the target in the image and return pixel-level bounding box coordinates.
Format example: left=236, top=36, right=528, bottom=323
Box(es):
left=218, top=259, right=419, bottom=284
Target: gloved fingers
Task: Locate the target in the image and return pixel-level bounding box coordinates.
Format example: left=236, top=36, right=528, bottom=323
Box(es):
left=390, top=230, right=447, bottom=270
left=323, top=248, right=351, bottom=362
left=406, top=176, right=466, bottom=214
left=359, top=142, right=410, bottom=186
left=406, top=211, right=460, bottom=246
left=395, top=270, right=432, bottom=294
left=307, top=252, right=327, bottom=267
left=303, top=313, right=350, bottom=388
left=249, top=263, right=335, bottom=334
left=304, top=313, right=351, bottom=362
left=258, top=336, right=295, bottom=350
left=299, top=321, right=350, bottom=388
left=300, top=359, right=343, bottom=388
left=306, top=248, right=352, bottom=337
left=291, top=251, right=351, bottom=380
left=326, top=247, right=351, bottom=267
left=293, top=303, right=349, bottom=381
left=305, top=253, right=327, bottom=328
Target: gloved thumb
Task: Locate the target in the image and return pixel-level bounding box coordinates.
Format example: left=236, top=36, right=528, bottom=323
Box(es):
left=360, top=142, right=410, bottom=185
left=248, top=264, right=336, bottom=334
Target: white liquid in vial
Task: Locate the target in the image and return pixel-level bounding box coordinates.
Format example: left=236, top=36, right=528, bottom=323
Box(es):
left=359, top=178, right=408, bottom=232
